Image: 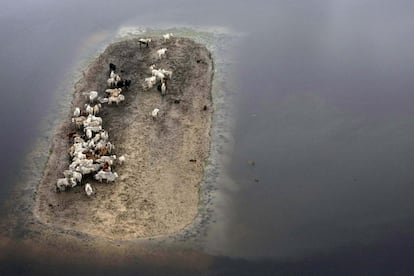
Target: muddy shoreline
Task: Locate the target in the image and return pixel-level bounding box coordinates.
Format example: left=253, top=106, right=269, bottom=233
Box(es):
left=34, top=37, right=213, bottom=239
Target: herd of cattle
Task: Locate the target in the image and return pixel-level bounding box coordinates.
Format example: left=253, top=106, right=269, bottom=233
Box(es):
left=56, top=33, right=175, bottom=197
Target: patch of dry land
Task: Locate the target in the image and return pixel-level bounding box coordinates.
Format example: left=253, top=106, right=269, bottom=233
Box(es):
left=34, top=37, right=213, bottom=239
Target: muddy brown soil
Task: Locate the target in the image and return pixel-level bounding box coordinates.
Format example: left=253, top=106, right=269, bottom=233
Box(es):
left=34, top=37, right=213, bottom=239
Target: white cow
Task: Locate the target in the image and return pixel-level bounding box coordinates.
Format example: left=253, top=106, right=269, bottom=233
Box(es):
left=163, top=33, right=173, bottom=41
left=151, top=108, right=160, bottom=118
left=139, top=38, right=151, bottom=47
left=85, top=183, right=94, bottom=196
left=156, top=48, right=167, bottom=59
left=107, top=94, right=125, bottom=105
left=105, top=88, right=122, bottom=97
left=118, top=155, right=126, bottom=165
left=73, top=107, right=81, bottom=117
left=94, top=170, right=119, bottom=182
left=56, top=178, right=69, bottom=191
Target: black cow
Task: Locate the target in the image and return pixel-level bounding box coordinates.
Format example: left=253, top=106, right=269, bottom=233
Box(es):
left=115, top=79, right=131, bottom=89
left=109, top=63, right=116, bottom=72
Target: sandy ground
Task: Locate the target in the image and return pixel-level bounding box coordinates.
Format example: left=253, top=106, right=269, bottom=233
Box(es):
left=34, top=37, right=213, bottom=240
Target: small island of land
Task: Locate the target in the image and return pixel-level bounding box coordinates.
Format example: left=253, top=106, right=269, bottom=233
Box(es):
left=34, top=36, right=214, bottom=239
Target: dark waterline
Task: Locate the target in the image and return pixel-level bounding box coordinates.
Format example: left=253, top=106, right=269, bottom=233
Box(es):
left=2, top=1, right=414, bottom=274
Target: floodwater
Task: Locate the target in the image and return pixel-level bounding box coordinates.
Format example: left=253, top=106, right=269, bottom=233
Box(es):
left=2, top=1, right=414, bottom=275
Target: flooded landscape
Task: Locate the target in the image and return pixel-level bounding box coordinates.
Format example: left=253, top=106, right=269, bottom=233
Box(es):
left=1, top=1, right=414, bottom=275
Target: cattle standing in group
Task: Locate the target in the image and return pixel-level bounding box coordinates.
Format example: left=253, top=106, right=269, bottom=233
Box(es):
left=157, top=48, right=167, bottom=59
left=161, top=79, right=167, bottom=96
left=58, top=62, right=132, bottom=193
left=139, top=38, right=151, bottom=48
left=58, top=31, right=183, bottom=195
left=163, top=33, right=173, bottom=42
left=85, top=183, right=94, bottom=196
